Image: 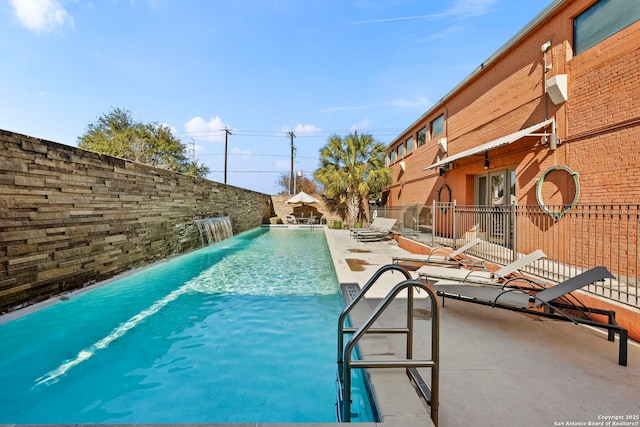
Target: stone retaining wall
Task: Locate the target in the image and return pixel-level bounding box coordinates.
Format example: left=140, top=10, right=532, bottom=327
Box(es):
left=0, top=130, right=274, bottom=313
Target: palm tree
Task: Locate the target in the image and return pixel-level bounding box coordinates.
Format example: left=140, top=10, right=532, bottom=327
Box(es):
left=314, top=131, right=391, bottom=226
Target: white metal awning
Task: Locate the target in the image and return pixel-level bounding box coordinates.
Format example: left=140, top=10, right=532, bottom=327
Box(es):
left=423, top=119, right=554, bottom=170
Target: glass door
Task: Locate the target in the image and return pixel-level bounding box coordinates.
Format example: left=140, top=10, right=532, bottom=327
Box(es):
left=475, top=169, right=516, bottom=247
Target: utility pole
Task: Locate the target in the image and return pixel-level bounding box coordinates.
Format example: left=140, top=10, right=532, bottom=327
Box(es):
left=288, top=131, right=296, bottom=194
left=224, top=127, right=231, bottom=184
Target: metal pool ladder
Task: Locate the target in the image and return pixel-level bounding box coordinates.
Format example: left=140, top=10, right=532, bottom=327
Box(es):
left=337, top=264, right=440, bottom=425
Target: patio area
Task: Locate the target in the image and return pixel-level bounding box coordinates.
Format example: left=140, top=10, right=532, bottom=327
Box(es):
left=324, top=227, right=640, bottom=426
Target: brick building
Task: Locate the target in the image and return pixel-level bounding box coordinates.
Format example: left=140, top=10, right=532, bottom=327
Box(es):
left=382, top=0, right=640, bottom=340
left=385, top=0, right=640, bottom=211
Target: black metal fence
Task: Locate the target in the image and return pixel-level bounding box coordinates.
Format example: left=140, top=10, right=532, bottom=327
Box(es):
left=369, top=203, right=640, bottom=308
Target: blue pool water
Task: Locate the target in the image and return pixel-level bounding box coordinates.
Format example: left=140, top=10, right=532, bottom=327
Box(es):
left=0, top=227, right=375, bottom=423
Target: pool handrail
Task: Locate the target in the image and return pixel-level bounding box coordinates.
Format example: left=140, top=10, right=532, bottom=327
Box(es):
left=337, top=264, right=413, bottom=373
left=338, top=277, right=440, bottom=425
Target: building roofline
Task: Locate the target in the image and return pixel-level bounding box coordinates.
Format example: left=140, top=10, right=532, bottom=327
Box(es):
left=389, top=0, right=566, bottom=148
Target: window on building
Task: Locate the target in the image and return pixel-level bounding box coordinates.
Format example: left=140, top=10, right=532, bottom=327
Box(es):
left=417, top=128, right=427, bottom=147
left=389, top=150, right=396, bottom=163
left=406, top=136, right=414, bottom=153
left=431, top=115, right=445, bottom=138
left=397, top=144, right=404, bottom=158
left=574, top=0, right=640, bottom=55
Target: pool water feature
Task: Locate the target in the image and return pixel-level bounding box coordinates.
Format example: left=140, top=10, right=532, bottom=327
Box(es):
left=0, top=228, right=375, bottom=424
left=193, top=216, right=233, bottom=246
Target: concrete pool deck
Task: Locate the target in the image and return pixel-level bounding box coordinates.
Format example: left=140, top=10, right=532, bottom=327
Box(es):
left=323, top=227, right=640, bottom=427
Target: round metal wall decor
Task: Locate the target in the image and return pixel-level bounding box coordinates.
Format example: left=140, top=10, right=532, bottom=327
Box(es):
left=535, top=165, right=580, bottom=221
left=437, top=184, right=452, bottom=212
left=437, top=184, right=451, bottom=203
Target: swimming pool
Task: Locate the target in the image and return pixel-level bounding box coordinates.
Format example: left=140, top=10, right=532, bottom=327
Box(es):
left=0, top=227, right=375, bottom=423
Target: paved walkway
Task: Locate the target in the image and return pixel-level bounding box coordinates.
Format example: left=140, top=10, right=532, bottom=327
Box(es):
left=324, top=228, right=640, bottom=427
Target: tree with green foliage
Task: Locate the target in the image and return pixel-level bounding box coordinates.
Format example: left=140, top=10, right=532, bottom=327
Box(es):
left=78, top=107, right=210, bottom=178
left=314, top=131, right=391, bottom=225
left=275, top=172, right=320, bottom=195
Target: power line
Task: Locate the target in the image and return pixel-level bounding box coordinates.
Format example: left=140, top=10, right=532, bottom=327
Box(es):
left=197, top=152, right=318, bottom=160
left=207, top=170, right=298, bottom=174
left=173, top=127, right=406, bottom=139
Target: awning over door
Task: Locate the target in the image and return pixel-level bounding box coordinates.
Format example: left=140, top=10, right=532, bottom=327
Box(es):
left=423, top=119, right=554, bottom=170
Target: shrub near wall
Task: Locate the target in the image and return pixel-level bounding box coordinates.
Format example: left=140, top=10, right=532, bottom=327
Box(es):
left=0, top=130, right=273, bottom=313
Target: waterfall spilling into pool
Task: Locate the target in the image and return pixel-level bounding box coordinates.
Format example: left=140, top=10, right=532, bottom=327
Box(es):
left=194, top=216, right=233, bottom=246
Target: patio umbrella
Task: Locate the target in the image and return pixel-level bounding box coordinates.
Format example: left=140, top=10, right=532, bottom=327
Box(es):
left=286, top=191, right=320, bottom=205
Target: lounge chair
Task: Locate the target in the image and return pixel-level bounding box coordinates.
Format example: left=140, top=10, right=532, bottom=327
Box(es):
left=286, top=214, right=298, bottom=224
left=351, top=217, right=396, bottom=236
left=353, top=218, right=397, bottom=241
left=416, top=249, right=546, bottom=285
left=392, top=238, right=484, bottom=268
left=350, top=217, right=384, bottom=236
left=432, top=266, right=628, bottom=366
left=354, top=229, right=394, bottom=242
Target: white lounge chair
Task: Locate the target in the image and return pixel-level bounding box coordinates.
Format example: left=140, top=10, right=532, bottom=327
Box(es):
left=350, top=217, right=384, bottom=236
left=392, top=238, right=484, bottom=268
left=353, top=218, right=397, bottom=241
left=416, top=249, right=546, bottom=285
left=286, top=214, right=298, bottom=224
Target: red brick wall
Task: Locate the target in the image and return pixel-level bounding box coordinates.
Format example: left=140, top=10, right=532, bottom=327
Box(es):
left=386, top=0, right=640, bottom=207
left=564, top=17, right=640, bottom=204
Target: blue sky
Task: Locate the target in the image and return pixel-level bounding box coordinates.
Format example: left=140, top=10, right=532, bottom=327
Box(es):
left=1, top=0, right=552, bottom=194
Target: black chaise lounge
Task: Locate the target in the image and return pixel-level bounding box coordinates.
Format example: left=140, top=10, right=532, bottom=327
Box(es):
left=433, top=266, right=628, bottom=366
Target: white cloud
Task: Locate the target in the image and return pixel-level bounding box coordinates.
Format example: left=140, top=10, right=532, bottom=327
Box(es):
left=292, top=123, right=322, bottom=135
left=10, top=0, right=74, bottom=34
left=158, top=122, right=177, bottom=134
left=279, top=123, right=322, bottom=136
left=350, top=118, right=372, bottom=133
left=183, top=116, right=228, bottom=142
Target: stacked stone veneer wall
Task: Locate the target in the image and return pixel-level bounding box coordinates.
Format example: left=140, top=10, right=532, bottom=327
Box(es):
left=0, top=130, right=274, bottom=313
